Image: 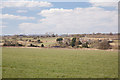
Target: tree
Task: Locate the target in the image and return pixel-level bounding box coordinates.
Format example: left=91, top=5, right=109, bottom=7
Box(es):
left=56, top=38, right=63, bottom=42
left=71, top=42, right=75, bottom=47
left=41, top=44, right=44, bottom=47
left=29, top=44, right=38, bottom=47
left=71, top=37, right=76, bottom=47
left=63, top=38, right=71, bottom=46
left=78, top=41, right=82, bottom=45
left=97, top=40, right=110, bottom=50
left=37, top=39, right=41, bottom=43
left=3, top=41, right=23, bottom=47
left=30, top=44, right=34, bottom=47
left=51, top=34, right=56, bottom=37
left=82, top=42, right=89, bottom=48
left=72, top=37, right=76, bottom=42
left=75, top=38, right=82, bottom=45
left=56, top=38, right=63, bottom=45
left=109, top=32, right=113, bottom=35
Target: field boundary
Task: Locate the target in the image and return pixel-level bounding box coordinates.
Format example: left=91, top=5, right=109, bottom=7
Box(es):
left=2, top=46, right=118, bottom=52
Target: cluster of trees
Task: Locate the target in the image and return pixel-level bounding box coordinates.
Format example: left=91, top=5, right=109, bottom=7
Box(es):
left=29, top=44, right=44, bottom=47
left=2, top=34, right=114, bottom=50
left=56, top=37, right=88, bottom=48
left=3, top=41, right=23, bottom=47
left=91, top=40, right=111, bottom=49
left=71, top=38, right=83, bottom=47
left=3, top=40, right=45, bottom=47
left=56, top=37, right=111, bottom=50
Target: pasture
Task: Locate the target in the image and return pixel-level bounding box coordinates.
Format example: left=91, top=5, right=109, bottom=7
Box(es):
left=2, top=47, right=118, bottom=78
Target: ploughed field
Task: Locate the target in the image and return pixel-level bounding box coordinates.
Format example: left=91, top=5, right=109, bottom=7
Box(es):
left=2, top=47, right=118, bottom=78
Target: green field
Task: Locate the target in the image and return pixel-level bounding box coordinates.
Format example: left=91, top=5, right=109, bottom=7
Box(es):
left=2, top=47, right=118, bottom=78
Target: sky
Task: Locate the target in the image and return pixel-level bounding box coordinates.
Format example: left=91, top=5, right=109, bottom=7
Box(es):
left=1, top=0, right=119, bottom=35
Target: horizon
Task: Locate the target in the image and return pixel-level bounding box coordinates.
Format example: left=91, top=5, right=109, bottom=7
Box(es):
left=1, top=32, right=118, bottom=36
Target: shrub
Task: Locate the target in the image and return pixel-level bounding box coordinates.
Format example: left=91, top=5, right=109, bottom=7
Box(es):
left=41, top=44, right=44, bottom=47
left=37, top=40, right=42, bottom=43
left=29, top=40, right=31, bottom=42
left=29, top=44, right=38, bottom=47
left=56, top=38, right=63, bottom=42
left=3, top=43, right=8, bottom=46
left=3, top=42, right=23, bottom=47
left=90, top=40, right=99, bottom=48
left=70, top=38, right=76, bottom=47
left=17, top=43, right=23, bottom=46
left=71, top=42, right=75, bottom=47
left=97, top=40, right=111, bottom=50
left=82, top=42, right=89, bottom=48
left=78, top=41, right=82, bottom=45
left=72, top=38, right=76, bottom=42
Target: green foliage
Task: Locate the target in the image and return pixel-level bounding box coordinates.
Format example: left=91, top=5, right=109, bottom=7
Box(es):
left=82, top=42, right=89, bottom=48
left=71, top=37, right=76, bottom=47
left=37, top=40, right=41, bottom=43
left=17, top=43, right=23, bottom=46
left=56, top=38, right=63, bottom=47
left=78, top=41, right=82, bottom=45
left=3, top=41, right=23, bottom=47
left=56, top=38, right=63, bottom=42
left=41, top=44, right=44, bottom=47
left=71, top=42, right=75, bottom=47
left=29, top=44, right=39, bottom=47
left=72, top=37, right=76, bottom=42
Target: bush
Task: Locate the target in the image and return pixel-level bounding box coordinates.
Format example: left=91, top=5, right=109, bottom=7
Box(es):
left=78, top=41, right=82, bottom=45
left=70, top=38, right=76, bottom=47
left=71, top=42, right=75, bottom=47
left=90, top=40, right=99, bottom=48
left=97, top=40, right=111, bottom=50
left=56, top=38, right=63, bottom=42
left=41, top=44, right=44, bottom=47
left=3, top=43, right=8, bottom=46
left=29, top=44, right=39, bottom=47
left=37, top=40, right=42, bottom=43
left=3, top=42, right=23, bottom=47
left=82, top=42, right=89, bottom=48
left=17, top=43, right=23, bottom=46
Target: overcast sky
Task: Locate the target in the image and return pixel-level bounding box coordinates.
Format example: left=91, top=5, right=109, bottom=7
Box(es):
left=1, top=0, right=119, bottom=35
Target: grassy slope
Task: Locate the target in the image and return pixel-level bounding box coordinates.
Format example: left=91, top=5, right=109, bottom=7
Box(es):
left=2, top=48, right=118, bottom=78
left=21, top=37, right=57, bottom=47
left=39, top=37, right=57, bottom=46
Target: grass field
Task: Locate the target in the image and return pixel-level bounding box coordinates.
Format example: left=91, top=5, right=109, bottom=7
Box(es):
left=2, top=47, right=118, bottom=78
